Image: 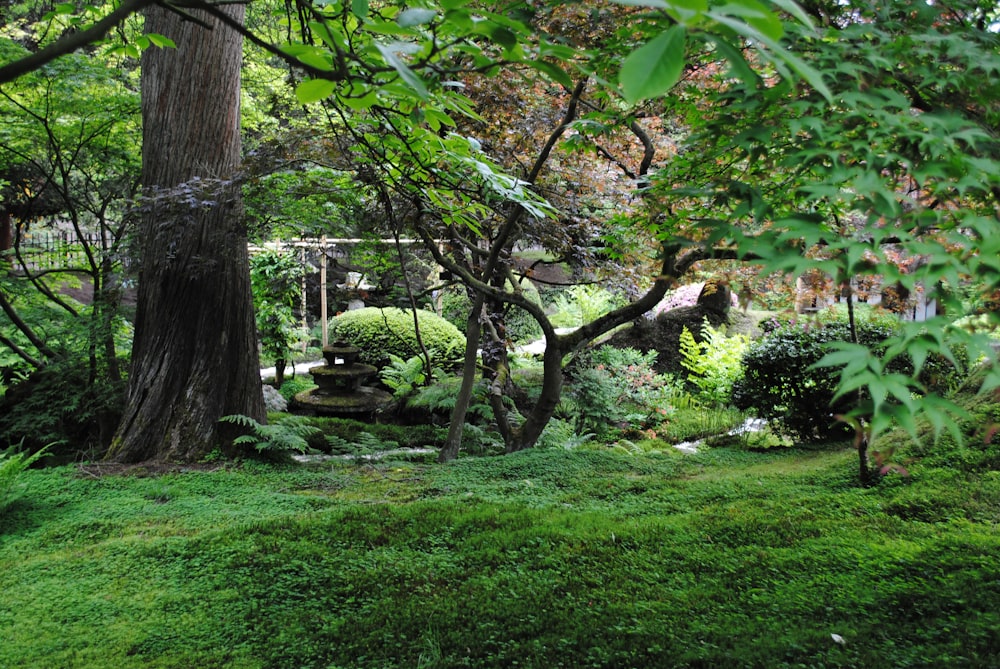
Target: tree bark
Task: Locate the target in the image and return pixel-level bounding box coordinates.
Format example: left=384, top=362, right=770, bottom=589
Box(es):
left=108, top=3, right=264, bottom=463
left=0, top=211, right=11, bottom=251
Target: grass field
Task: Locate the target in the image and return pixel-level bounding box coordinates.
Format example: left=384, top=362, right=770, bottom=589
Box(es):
left=1, top=441, right=998, bottom=668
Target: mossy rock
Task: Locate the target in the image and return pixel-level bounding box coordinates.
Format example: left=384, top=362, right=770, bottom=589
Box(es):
left=329, top=307, right=465, bottom=369
left=604, top=305, right=729, bottom=377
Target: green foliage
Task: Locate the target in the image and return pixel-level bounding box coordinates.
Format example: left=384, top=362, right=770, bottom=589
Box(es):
left=379, top=352, right=443, bottom=401
left=439, top=279, right=544, bottom=345
left=659, top=404, right=748, bottom=444
left=407, top=375, right=494, bottom=424
left=0, top=356, right=125, bottom=458
left=0, top=443, right=48, bottom=512
left=250, top=249, right=308, bottom=368
left=569, top=347, right=679, bottom=437
left=536, top=417, right=596, bottom=450
left=732, top=319, right=905, bottom=441
left=330, top=307, right=464, bottom=369
left=679, top=318, right=750, bottom=405
left=244, top=167, right=360, bottom=241
left=219, top=414, right=320, bottom=456
left=652, top=0, right=1000, bottom=453
left=549, top=284, right=622, bottom=329
left=276, top=374, right=317, bottom=402
left=326, top=431, right=401, bottom=462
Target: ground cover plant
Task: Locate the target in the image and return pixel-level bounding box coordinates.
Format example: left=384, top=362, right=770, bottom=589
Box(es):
left=2, top=427, right=998, bottom=668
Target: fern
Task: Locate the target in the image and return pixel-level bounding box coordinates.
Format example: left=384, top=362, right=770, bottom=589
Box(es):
left=379, top=351, right=443, bottom=400
left=409, top=377, right=493, bottom=421
left=0, top=442, right=49, bottom=511
left=679, top=325, right=707, bottom=377
left=219, top=414, right=320, bottom=454
left=680, top=318, right=750, bottom=405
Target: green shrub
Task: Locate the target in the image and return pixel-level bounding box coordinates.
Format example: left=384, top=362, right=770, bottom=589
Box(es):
left=250, top=249, right=309, bottom=384
left=568, top=347, right=678, bottom=437
left=0, top=357, right=125, bottom=458
left=732, top=320, right=901, bottom=441
left=329, top=307, right=465, bottom=369
left=736, top=312, right=968, bottom=442
left=549, top=284, right=622, bottom=328
left=277, top=374, right=317, bottom=402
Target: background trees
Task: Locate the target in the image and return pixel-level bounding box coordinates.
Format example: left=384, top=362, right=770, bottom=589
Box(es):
left=0, top=0, right=997, bottom=468
left=0, top=42, right=139, bottom=454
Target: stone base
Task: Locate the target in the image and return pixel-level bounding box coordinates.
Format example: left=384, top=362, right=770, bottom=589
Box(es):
left=292, top=386, right=394, bottom=419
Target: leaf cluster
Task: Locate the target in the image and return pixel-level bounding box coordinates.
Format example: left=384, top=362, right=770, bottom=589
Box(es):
left=220, top=414, right=321, bottom=456
left=679, top=317, right=749, bottom=405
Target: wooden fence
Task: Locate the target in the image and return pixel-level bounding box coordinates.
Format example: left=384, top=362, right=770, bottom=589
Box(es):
left=9, top=229, right=108, bottom=272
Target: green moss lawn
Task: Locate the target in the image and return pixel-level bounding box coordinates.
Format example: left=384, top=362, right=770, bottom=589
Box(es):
left=1, top=442, right=998, bottom=668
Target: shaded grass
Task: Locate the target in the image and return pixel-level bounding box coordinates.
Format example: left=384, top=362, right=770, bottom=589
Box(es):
left=1, top=446, right=998, bottom=668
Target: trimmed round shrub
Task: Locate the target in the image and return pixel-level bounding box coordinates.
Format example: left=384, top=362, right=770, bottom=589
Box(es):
left=329, top=307, right=465, bottom=368
left=732, top=320, right=901, bottom=441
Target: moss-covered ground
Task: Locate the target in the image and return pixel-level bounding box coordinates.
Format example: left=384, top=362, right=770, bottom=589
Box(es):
left=1, top=438, right=998, bottom=668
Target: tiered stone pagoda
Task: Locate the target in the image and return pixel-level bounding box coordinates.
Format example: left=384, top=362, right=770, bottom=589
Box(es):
left=293, top=340, right=392, bottom=419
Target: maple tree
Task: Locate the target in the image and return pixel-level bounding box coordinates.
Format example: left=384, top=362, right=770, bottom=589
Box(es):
left=650, top=0, right=1000, bottom=480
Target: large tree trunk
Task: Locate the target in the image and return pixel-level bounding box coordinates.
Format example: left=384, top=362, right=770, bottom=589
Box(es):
left=108, top=3, right=264, bottom=463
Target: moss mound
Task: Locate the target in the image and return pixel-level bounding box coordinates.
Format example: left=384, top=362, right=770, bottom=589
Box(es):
left=329, top=307, right=465, bottom=368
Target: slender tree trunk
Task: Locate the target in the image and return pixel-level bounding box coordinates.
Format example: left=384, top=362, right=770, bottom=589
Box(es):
left=845, top=284, right=873, bottom=485
left=506, top=337, right=565, bottom=452
left=108, top=3, right=264, bottom=463
left=438, top=292, right=484, bottom=462
left=0, top=211, right=11, bottom=252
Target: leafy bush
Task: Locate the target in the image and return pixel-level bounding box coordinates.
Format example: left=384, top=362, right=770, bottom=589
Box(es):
left=679, top=318, right=750, bottom=405
left=277, top=374, right=317, bottom=402
left=0, top=357, right=125, bottom=458
left=732, top=320, right=902, bottom=441
left=250, top=250, right=309, bottom=386
left=329, top=307, right=464, bottom=369
left=549, top=284, right=621, bottom=328
left=568, top=347, right=679, bottom=437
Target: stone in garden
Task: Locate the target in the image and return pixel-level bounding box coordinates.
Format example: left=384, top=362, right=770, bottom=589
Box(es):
left=696, top=279, right=733, bottom=316
left=262, top=383, right=288, bottom=412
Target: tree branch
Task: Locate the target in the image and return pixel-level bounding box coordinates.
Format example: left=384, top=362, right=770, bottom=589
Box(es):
left=0, top=0, right=155, bottom=84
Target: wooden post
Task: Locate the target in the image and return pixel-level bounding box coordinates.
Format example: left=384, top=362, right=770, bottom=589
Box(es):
left=299, top=244, right=308, bottom=352
left=320, top=236, right=328, bottom=347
